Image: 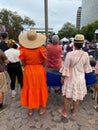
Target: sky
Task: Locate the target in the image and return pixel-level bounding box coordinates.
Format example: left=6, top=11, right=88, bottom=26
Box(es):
left=0, top=0, right=82, bottom=33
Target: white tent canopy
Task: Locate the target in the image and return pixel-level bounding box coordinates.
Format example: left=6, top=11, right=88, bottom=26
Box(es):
left=60, top=37, right=69, bottom=42
left=95, top=29, right=98, bottom=34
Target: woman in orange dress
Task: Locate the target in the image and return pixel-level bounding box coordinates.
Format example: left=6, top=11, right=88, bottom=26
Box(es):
left=18, top=30, right=48, bottom=116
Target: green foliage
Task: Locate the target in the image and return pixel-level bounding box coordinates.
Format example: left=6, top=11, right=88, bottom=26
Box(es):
left=80, top=20, right=98, bottom=41
left=58, top=22, right=77, bottom=39
left=57, top=20, right=98, bottom=41
left=0, top=9, right=35, bottom=41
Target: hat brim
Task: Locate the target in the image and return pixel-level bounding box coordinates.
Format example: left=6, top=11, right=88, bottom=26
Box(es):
left=19, top=32, right=46, bottom=49
left=74, top=40, right=84, bottom=43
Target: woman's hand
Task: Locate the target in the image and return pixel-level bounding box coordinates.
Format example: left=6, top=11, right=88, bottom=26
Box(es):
left=61, top=76, right=65, bottom=84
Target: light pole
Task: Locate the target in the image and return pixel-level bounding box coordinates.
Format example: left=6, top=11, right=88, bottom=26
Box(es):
left=44, top=0, right=48, bottom=42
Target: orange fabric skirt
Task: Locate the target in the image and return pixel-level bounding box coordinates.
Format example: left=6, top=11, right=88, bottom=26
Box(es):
left=20, top=64, right=48, bottom=109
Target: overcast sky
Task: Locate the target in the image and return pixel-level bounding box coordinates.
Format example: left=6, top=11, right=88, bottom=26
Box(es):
left=0, top=0, right=82, bottom=33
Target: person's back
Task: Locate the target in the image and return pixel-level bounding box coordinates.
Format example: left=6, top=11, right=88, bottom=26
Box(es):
left=46, top=35, right=62, bottom=69
left=46, top=43, right=62, bottom=69
left=67, top=50, right=91, bottom=73
left=59, top=34, right=92, bottom=117
left=4, top=39, right=23, bottom=97
left=18, top=30, right=48, bottom=116
left=21, top=46, right=46, bottom=65
left=46, top=35, right=62, bottom=94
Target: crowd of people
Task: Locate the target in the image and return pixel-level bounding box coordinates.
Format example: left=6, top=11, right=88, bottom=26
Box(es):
left=0, top=30, right=98, bottom=118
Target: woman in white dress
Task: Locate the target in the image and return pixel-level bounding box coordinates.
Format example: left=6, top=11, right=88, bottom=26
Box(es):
left=59, top=34, right=92, bottom=117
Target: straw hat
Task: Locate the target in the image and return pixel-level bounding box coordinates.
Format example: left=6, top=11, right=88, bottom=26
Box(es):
left=18, top=30, right=46, bottom=49
left=74, top=34, right=84, bottom=43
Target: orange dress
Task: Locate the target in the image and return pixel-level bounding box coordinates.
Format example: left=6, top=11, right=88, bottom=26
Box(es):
left=19, top=46, right=48, bottom=109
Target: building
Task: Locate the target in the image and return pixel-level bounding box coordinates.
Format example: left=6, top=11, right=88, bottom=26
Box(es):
left=81, top=0, right=98, bottom=28
left=76, top=7, right=82, bottom=29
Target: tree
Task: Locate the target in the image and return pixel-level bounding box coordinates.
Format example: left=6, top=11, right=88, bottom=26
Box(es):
left=80, top=20, right=98, bottom=41
left=0, top=9, right=35, bottom=41
left=58, top=22, right=77, bottom=39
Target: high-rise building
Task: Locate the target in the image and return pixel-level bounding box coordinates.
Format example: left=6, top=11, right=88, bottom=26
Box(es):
left=76, top=7, right=82, bottom=29
left=81, top=0, right=98, bottom=28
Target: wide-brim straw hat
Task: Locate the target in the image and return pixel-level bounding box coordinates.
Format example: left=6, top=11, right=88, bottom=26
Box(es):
left=74, top=34, right=84, bottom=43
left=18, top=29, right=46, bottom=49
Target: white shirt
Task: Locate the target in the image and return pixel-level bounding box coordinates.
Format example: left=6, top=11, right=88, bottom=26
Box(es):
left=96, top=45, right=98, bottom=49
left=63, top=44, right=68, bottom=53
left=69, top=42, right=74, bottom=47
left=4, top=48, right=20, bottom=63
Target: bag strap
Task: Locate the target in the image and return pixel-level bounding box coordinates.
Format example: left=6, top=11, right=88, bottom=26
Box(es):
left=73, top=52, right=84, bottom=67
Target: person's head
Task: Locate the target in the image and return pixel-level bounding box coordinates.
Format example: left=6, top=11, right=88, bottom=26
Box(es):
left=89, top=55, right=96, bottom=67
left=1, top=32, right=8, bottom=40
left=8, top=39, right=18, bottom=49
left=52, top=35, right=59, bottom=45
left=74, top=34, right=85, bottom=49
left=62, top=41, right=69, bottom=46
left=18, top=29, right=46, bottom=49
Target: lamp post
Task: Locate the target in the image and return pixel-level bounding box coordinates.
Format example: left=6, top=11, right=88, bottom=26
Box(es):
left=44, top=0, right=48, bottom=42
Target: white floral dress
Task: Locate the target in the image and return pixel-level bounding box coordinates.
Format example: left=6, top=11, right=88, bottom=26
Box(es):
left=60, top=50, right=92, bottom=101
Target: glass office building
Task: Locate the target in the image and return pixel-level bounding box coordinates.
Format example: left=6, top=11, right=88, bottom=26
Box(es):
left=81, top=0, right=98, bottom=28
left=76, top=7, right=82, bottom=29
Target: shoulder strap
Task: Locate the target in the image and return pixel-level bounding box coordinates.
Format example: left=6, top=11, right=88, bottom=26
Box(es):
left=73, top=52, right=84, bottom=67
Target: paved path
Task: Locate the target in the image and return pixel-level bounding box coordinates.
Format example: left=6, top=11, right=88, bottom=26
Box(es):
left=0, top=85, right=98, bottom=130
